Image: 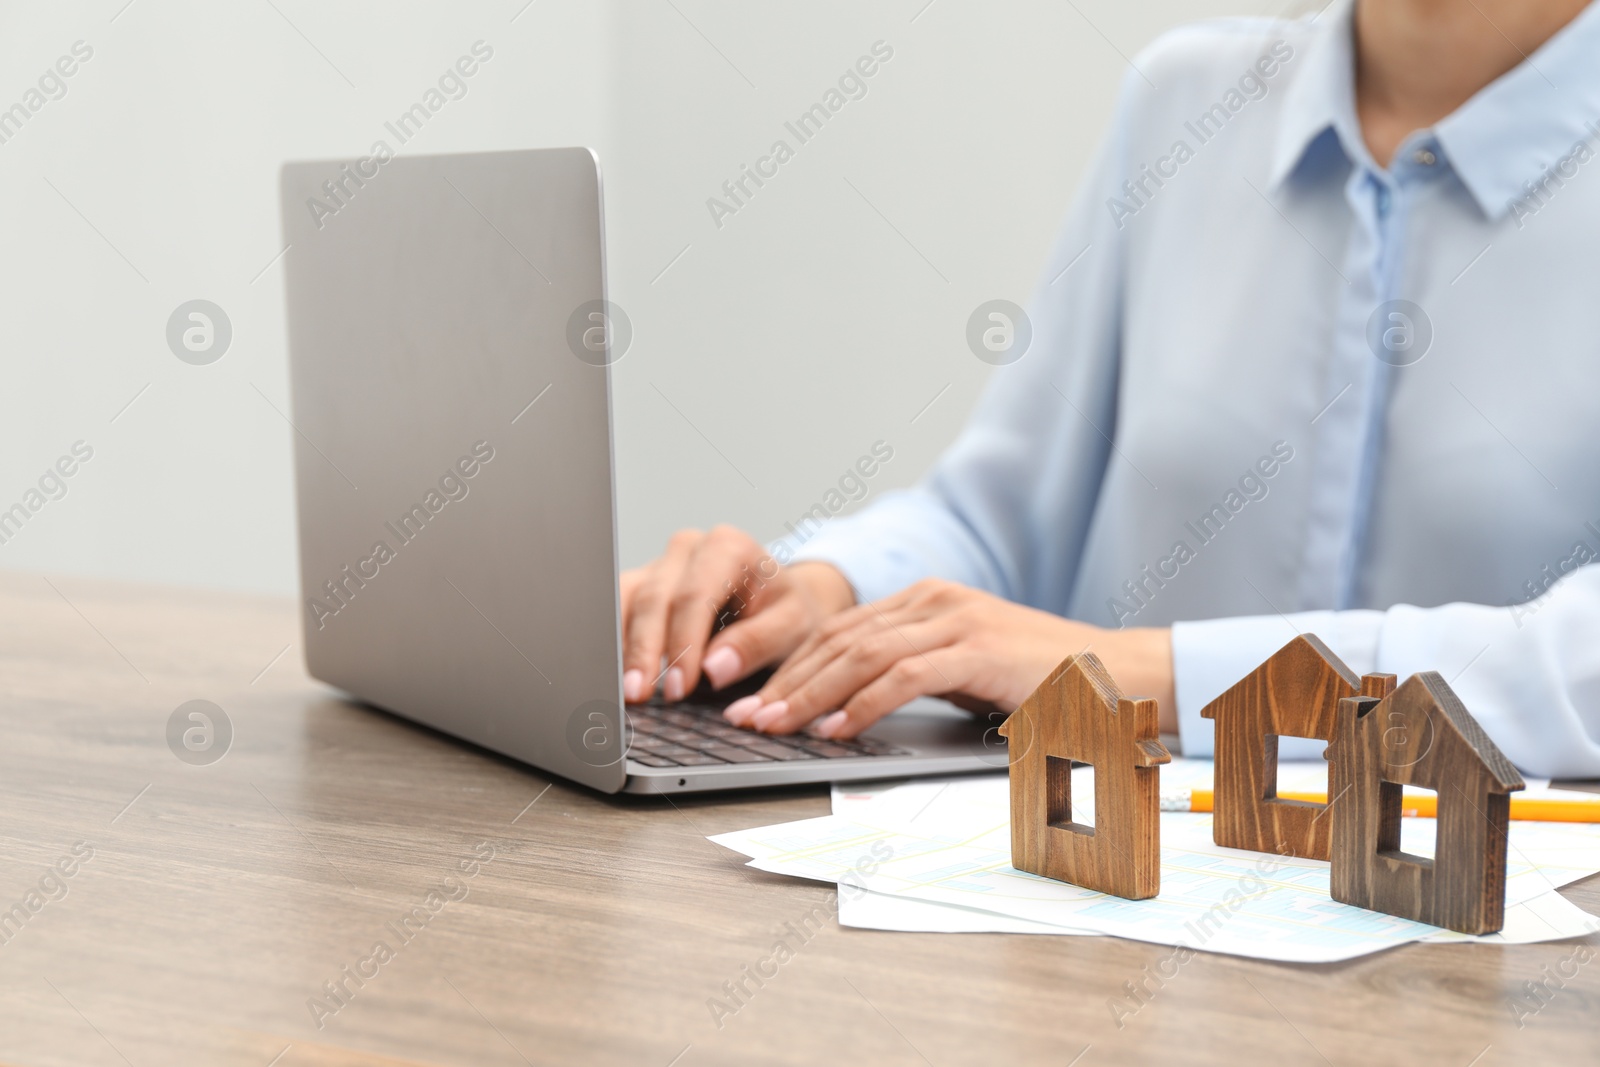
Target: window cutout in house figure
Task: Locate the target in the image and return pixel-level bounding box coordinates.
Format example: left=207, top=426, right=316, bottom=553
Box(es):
left=1046, top=755, right=1094, bottom=834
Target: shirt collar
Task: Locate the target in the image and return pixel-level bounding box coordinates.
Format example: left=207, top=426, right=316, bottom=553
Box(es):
left=1436, top=1, right=1600, bottom=220
left=1269, top=0, right=1600, bottom=221
left=1268, top=0, right=1366, bottom=190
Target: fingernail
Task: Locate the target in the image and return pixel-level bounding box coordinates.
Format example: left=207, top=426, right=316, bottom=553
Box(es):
left=663, top=667, right=686, bottom=703
left=724, top=694, right=762, bottom=726
left=702, top=645, right=742, bottom=688
left=751, top=700, right=789, bottom=732
left=815, top=710, right=848, bottom=738
left=623, top=669, right=644, bottom=703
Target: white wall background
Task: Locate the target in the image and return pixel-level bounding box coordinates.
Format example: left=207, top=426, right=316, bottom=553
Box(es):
left=0, top=0, right=1280, bottom=597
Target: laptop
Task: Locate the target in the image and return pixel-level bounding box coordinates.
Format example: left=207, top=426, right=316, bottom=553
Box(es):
left=278, top=146, right=1002, bottom=793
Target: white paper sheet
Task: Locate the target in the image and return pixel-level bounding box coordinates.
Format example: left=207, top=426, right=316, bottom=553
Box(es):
left=828, top=771, right=1600, bottom=945
left=834, top=877, right=1600, bottom=945
left=708, top=760, right=1600, bottom=962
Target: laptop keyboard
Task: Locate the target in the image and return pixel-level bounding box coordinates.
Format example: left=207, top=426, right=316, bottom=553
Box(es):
left=625, top=702, right=911, bottom=767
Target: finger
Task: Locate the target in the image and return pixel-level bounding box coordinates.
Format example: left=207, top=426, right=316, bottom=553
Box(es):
left=751, top=620, right=956, bottom=734
left=822, top=647, right=974, bottom=739
left=620, top=530, right=699, bottom=702
left=778, top=592, right=891, bottom=665
left=662, top=526, right=771, bottom=701
left=619, top=566, right=645, bottom=605
left=771, top=586, right=945, bottom=687
left=759, top=600, right=883, bottom=699
left=702, top=593, right=810, bottom=693
left=762, top=592, right=946, bottom=703
left=722, top=595, right=858, bottom=724
left=618, top=567, right=644, bottom=636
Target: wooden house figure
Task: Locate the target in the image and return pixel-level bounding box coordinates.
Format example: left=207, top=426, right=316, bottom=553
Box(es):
left=1328, top=672, right=1524, bottom=934
left=1201, top=634, right=1395, bottom=860
left=997, top=653, right=1171, bottom=899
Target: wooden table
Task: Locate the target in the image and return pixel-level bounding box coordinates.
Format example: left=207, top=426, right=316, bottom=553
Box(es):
left=1, top=571, right=1596, bottom=1066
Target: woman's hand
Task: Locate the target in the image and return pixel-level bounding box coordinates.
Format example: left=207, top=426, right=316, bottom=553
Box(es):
left=619, top=525, right=856, bottom=703
left=722, top=578, right=1175, bottom=738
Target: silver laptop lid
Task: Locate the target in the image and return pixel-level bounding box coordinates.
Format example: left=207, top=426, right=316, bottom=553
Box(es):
left=279, top=147, right=629, bottom=792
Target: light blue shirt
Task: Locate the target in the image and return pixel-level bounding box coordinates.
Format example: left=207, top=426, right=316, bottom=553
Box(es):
left=784, top=0, right=1600, bottom=777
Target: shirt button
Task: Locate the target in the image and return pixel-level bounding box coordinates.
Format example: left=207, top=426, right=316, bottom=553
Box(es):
left=1414, top=148, right=1438, bottom=166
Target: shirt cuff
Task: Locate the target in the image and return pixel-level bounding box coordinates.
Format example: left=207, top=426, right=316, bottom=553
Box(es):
left=770, top=498, right=947, bottom=605
left=776, top=533, right=922, bottom=605
left=1170, top=609, right=1385, bottom=758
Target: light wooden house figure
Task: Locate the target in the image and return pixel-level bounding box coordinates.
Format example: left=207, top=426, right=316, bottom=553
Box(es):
left=1328, top=672, right=1525, bottom=934
left=1201, top=635, right=1394, bottom=860
left=997, top=653, right=1171, bottom=900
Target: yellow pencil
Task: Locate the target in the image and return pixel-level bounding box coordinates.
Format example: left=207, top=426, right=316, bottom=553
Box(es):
left=1163, top=788, right=1600, bottom=823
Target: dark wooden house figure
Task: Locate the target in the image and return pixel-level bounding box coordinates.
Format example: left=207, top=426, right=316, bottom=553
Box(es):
left=1201, top=634, right=1395, bottom=860
left=1328, top=672, right=1525, bottom=934
left=998, top=653, right=1171, bottom=900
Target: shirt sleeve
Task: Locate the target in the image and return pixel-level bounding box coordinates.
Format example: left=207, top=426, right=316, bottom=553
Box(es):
left=1172, top=564, right=1600, bottom=778
left=778, top=71, right=1143, bottom=610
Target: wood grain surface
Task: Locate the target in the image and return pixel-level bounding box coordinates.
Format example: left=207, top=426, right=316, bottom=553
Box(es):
left=1001, top=655, right=1169, bottom=899
left=0, top=572, right=1597, bottom=1066
left=1203, top=635, right=1395, bottom=861
left=1330, top=675, right=1525, bottom=935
